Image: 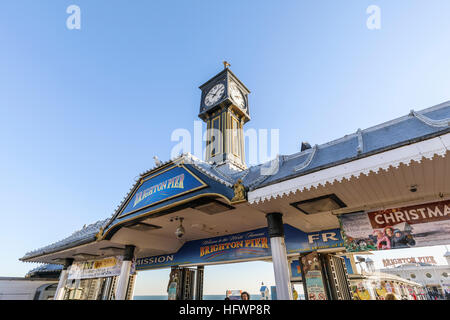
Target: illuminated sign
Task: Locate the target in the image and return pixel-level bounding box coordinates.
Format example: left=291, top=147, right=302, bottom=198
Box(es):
left=120, top=165, right=206, bottom=217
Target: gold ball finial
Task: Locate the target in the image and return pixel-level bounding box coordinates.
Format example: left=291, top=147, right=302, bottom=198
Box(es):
left=223, top=61, right=231, bottom=69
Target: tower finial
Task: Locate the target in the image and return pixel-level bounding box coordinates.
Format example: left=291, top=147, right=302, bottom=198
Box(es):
left=223, top=61, right=231, bottom=69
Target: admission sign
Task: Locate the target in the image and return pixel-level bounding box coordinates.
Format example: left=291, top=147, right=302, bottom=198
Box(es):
left=136, top=224, right=344, bottom=270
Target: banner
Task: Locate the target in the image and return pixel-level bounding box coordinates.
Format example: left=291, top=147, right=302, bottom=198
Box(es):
left=339, top=199, right=450, bottom=252
left=136, top=224, right=344, bottom=270
left=67, top=256, right=135, bottom=279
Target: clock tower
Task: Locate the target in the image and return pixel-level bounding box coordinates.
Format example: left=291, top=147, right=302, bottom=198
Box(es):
left=199, top=63, right=250, bottom=171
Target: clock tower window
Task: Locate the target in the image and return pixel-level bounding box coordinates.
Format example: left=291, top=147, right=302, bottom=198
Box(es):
left=209, top=116, right=221, bottom=157
left=231, top=116, right=241, bottom=158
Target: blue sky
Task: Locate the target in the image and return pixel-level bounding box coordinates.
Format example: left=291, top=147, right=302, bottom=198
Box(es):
left=1, top=1, right=450, bottom=295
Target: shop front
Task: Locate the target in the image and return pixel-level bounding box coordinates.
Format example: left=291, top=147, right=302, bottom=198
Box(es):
left=134, top=224, right=344, bottom=300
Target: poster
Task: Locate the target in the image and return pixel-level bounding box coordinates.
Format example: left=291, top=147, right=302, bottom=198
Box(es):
left=167, top=268, right=180, bottom=300
left=300, top=252, right=328, bottom=300
left=290, top=260, right=302, bottom=280
left=339, top=200, right=450, bottom=252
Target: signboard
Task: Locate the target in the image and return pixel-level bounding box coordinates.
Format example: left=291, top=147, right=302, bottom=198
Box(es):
left=136, top=224, right=344, bottom=270
left=300, top=252, right=328, bottom=300
left=120, top=165, right=206, bottom=217
left=285, top=225, right=343, bottom=253
left=67, top=256, right=135, bottom=279
left=137, top=228, right=272, bottom=269
left=339, top=200, right=450, bottom=252
left=382, top=256, right=437, bottom=267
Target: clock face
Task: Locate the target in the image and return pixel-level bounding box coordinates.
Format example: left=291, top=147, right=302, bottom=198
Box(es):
left=204, top=83, right=225, bottom=107
left=230, top=83, right=245, bottom=109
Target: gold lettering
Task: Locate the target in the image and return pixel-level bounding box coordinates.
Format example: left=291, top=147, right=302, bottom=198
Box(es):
left=178, top=174, right=184, bottom=188
left=261, top=238, right=269, bottom=249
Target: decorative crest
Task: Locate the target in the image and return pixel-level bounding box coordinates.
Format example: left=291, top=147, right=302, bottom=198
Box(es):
left=231, top=179, right=246, bottom=202
left=95, top=226, right=104, bottom=241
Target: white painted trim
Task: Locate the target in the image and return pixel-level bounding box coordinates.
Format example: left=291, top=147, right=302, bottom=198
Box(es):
left=411, top=110, right=450, bottom=128
left=249, top=133, right=450, bottom=204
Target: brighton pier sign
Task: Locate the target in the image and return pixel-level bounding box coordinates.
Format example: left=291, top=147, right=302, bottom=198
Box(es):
left=136, top=225, right=344, bottom=270
left=119, top=165, right=206, bottom=218
left=382, top=256, right=437, bottom=267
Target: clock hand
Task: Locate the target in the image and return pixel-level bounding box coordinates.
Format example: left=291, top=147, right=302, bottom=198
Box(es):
left=212, top=90, right=221, bottom=98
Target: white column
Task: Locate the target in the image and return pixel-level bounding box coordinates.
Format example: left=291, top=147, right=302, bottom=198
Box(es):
left=266, top=213, right=292, bottom=300
left=115, top=245, right=135, bottom=300
left=115, top=260, right=132, bottom=300
left=54, top=269, right=68, bottom=300
left=270, top=237, right=292, bottom=300
left=192, top=269, right=198, bottom=300
left=54, top=258, right=73, bottom=300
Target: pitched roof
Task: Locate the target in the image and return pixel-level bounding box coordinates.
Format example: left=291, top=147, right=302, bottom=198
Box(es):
left=25, top=264, right=62, bottom=277
left=21, top=219, right=109, bottom=261
left=241, top=100, right=450, bottom=190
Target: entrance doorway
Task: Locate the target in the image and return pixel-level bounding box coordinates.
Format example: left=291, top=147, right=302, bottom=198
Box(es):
left=133, top=260, right=276, bottom=300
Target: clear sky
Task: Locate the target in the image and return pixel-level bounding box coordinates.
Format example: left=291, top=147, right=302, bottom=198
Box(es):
left=1, top=1, right=450, bottom=295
